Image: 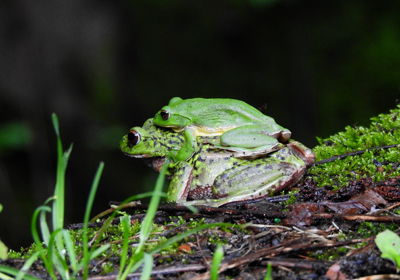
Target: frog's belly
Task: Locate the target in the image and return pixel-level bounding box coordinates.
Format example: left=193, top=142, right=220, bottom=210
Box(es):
left=189, top=125, right=237, bottom=137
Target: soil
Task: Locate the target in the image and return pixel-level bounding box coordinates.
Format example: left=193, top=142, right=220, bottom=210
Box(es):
left=2, top=176, right=400, bottom=279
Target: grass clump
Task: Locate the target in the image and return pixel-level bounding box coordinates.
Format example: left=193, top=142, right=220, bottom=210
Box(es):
left=0, top=113, right=239, bottom=279
left=0, top=114, right=109, bottom=280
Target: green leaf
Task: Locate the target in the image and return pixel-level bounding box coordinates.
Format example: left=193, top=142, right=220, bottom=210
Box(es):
left=375, top=230, right=400, bottom=268
left=0, top=240, right=7, bottom=260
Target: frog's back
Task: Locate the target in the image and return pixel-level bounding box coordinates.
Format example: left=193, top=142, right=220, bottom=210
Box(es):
left=174, top=98, right=274, bottom=126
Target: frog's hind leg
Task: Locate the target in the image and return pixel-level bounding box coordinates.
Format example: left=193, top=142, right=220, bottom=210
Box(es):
left=210, top=161, right=306, bottom=207
left=221, top=125, right=279, bottom=147
left=209, top=123, right=290, bottom=154
left=167, top=161, right=194, bottom=204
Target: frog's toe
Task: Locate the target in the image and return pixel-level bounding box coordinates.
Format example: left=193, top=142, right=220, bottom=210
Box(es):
left=182, top=199, right=222, bottom=208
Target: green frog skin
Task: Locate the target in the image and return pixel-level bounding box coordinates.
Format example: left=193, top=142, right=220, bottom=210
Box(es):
left=153, top=97, right=291, bottom=162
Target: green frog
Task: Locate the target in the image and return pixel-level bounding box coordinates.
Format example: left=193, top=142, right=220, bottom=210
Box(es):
left=120, top=119, right=315, bottom=207
left=153, top=97, right=291, bottom=161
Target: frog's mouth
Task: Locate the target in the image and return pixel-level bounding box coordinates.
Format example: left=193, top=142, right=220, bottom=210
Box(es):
left=122, top=152, right=151, bottom=158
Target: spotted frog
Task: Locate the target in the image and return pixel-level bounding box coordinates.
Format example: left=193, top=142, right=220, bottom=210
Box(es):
left=120, top=119, right=315, bottom=207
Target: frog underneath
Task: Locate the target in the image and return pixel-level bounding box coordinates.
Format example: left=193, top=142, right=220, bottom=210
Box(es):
left=121, top=119, right=315, bottom=207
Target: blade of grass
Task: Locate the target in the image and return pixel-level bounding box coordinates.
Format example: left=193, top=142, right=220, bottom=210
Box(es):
left=117, top=215, right=131, bottom=280
left=140, top=253, right=153, bottom=280
left=74, top=244, right=110, bottom=275
left=31, top=206, right=55, bottom=278
left=51, top=114, right=73, bottom=266
left=39, top=200, right=53, bottom=247
left=0, top=204, right=7, bottom=261
left=264, top=262, right=272, bottom=280
left=135, top=158, right=170, bottom=254
left=82, top=162, right=104, bottom=279
left=62, top=230, right=77, bottom=271
left=0, top=272, right=13, bottom=280
left=118, top=258, right=145, bottom=280
left=51, top=113, right=66, bottom=231
left=15, top=251, right=40, bottom=280
left=88, top=244, right=110, bottom=260
left=120, top=159, right=170, bottom=279
left=0, top=265, right=40, bottom=280
left=47, top=229, right=69, bottom=280
left=210, top=244, right=223, bottom=280
left=0, top=240, right=7, bottom=261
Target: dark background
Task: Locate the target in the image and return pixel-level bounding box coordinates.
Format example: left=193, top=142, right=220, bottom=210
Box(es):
left=1, top=0, right=399, bottom=250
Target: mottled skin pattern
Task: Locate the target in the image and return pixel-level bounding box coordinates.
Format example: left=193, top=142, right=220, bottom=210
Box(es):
left=172, top=141, right=311, bottom=207
left=121, top=119, right=315, bottom=207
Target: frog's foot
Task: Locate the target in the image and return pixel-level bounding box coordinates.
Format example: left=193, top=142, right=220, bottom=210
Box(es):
left=286, top=140, right=316, bottom=167
left=182, top=198, right=263, bottom=208
left=181, top=199, right=208, bottom=207
left=181, top=199, right=227, bottom=208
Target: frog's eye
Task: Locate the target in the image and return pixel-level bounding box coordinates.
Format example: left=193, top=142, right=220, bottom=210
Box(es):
left=128, top=130, right=141, bottom=146
left=160, top=110, right=170, bottom=121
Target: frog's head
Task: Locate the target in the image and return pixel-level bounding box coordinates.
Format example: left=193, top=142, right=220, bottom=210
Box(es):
left=120, top=126, right=152, bottom=158
left=120, top=118, right=184, bottom=158
left=153, top=105, right=192, bottom=131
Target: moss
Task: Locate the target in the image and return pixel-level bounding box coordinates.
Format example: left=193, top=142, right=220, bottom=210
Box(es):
left=357, top=222, right=398, bottom=238
left=280, top=190, right=298, bottom=208
left=208, top=234, right=228, bottom=245
left=101, top=262, right=114, bottom=274
left=310, top=247, right=349, bottom=261
left=7, top=249, right=22, bottom=259
left=309, top=105, right=400, bottom=188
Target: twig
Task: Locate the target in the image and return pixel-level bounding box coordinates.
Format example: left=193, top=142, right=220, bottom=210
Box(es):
left=313, top=144, right=400, bottom=166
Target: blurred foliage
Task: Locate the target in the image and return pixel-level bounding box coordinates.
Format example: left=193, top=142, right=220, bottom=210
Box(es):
left=0, top=123, right=31, bottom=155
left=0, top=0, right=399, bottom=250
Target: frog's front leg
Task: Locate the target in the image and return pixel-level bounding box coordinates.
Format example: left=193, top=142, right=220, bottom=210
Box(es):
left=166, top=161, right=194, bottom=203
left=169, top=128, right=198, bottom=161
